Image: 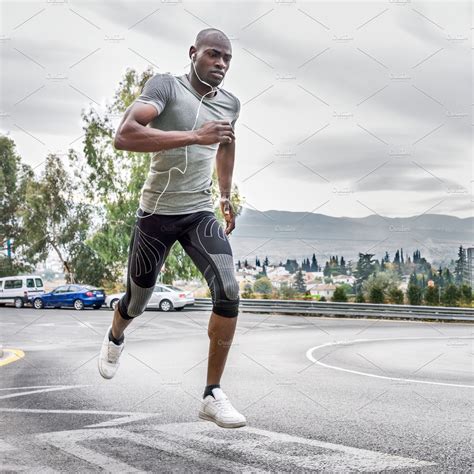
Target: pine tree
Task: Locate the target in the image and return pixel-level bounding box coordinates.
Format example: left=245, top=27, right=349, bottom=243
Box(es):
left=340, top=256, right=347, bottom=274
left=454, top=245, right=467, bottom=285
left=354, top=253, right=376, bottom=294
left=293, top=268, right=307, bottom=293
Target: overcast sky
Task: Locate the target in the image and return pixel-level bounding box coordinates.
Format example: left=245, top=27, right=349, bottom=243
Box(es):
left=1, top=0, right=472, bottom=218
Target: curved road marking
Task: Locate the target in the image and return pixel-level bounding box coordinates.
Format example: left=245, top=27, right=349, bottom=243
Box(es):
left=0, top=349, right=25, bottom=367
left=306, top=336, right=474, bottom=389
left=0, top=385, right=90, bottom=400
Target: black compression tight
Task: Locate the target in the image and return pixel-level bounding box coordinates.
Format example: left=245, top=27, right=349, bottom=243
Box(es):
left=118, top=209, right=240, bottom=320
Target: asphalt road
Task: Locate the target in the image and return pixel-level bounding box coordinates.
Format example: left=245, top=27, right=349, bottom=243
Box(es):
left=1, top=307, right=472, bottom=473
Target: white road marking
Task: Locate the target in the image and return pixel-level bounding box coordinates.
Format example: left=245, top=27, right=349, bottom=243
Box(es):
left=0, top=385, right=67, bottom=391
left=85, top=413, right=160, bottom=428
left=0, top=408, right=161, bottom=428
left=306, top=336, right=474, bottom=388
left=0, top=439, right=16, bottom=452
left=0, top=385, right=90, bottom=400
left=32, top=421, right=435, bottom=471
left=0, top=408, right=158, bottom=417
left=36, top=429, right=142, bottom=473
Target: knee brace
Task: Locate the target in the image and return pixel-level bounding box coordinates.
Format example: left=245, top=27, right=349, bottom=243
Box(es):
left=206, top=254, right=240, bottom=318
left=118, top=279, right=155, bottom=320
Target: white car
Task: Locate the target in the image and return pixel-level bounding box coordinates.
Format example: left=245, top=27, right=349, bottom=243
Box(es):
left=105, top=284, right=195, bottom=312
left=0, top=275, right=45, bottom=308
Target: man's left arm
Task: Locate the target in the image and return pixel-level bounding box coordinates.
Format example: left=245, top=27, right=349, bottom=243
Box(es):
left=216, top=139, right=236, bottom=235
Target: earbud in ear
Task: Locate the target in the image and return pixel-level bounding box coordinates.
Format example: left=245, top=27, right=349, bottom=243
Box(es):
left=191, top=53, right=196, bottom=62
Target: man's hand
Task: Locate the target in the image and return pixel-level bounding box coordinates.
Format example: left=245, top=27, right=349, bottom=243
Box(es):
left=220, top=197, right=235, bottom=235
left=194, top=120, right=235, bottom=146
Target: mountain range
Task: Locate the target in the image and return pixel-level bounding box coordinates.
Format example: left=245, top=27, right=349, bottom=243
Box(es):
left=230, top=207, right=473, bottom=267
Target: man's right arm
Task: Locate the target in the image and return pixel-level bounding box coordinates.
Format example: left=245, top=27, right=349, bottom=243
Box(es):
left=113, top=102, right=235, bottom=153
left=114, top=102, right=196, bottom=152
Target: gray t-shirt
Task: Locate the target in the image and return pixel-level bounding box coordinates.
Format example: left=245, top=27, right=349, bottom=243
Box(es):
left=134, top=72, right=240, bottom=215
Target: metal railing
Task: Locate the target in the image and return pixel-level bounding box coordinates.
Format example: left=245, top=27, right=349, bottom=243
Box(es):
left=189, top=298, right=474, bottom=322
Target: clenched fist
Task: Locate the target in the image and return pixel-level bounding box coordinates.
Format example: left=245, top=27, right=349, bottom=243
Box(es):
left=194, top=120, right=235, bottom=146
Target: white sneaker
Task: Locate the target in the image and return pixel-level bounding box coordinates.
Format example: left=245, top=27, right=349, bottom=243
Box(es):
left=199, top=387, right=247, bottom=428
left=98, top=325, right=124, bottom=379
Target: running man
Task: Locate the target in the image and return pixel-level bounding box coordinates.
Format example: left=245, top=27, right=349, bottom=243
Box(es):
left=98, top=28, right=246, bottom=428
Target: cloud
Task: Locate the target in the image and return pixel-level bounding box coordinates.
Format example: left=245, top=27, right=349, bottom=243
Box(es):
left=1, top=0, right=471, bottom=218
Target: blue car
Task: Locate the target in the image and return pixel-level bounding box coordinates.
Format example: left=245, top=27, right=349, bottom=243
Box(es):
left=31, top=284, right=106, bottom=310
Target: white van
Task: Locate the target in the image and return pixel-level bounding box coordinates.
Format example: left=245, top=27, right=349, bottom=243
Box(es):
left=0, top=275, right=45, bottom=308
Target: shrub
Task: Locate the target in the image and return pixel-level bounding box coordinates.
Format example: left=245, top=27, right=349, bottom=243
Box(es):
left=388, top=287, right=404, bottom=304
left=332, top=286, right=348, bottom=302
left=369, top=286, right=385, bottom=304
left=407, top=283, right=422, bottom=305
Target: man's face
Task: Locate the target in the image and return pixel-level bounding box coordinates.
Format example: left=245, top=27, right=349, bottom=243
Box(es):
left=193, top=42, right=232, bottom=86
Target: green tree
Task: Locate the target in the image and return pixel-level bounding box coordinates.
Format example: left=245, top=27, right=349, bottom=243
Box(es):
left=441, top=284, right=459, bottom=307
left=459, top=284, right=472, bottom=306
left=332, top=286, right=347, bottom=302
left=293, top=268, right=307, bottom=293
left=407, top=282, right=422, bottom=305
left=454, top=245, right=467, bottom=285
left=369, top=286, right=385, bottom=303
left=253, top=277, right=273, bottom=296
left=355, top=292, right=365, bottom=303
left=20, top=154, right=91, bottom=283
left=0, top=136, right=34, bottom=276
left=424, top=285, right=439, bottom=306
left=279, top=281, right=297, bottom=300
left=354, top=253, right=377, bottom=293
left=388, top=287, right=404, bottom=304
left=362, top=270, right=400, bottom=304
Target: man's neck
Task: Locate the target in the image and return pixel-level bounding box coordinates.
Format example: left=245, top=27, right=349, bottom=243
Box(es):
left=187, top=72, right=217, bottom=98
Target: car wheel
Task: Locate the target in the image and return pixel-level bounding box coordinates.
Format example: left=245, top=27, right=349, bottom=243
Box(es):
left=74, top=299, right=84, bottom=310
left=93, top=303, right=102, bottom=309
left=14, top=297, right=24, bottom=309
left=110, top=299, right=119, bottom=310
left=33, top=298, right=44, bottom=309
left=159, top=299, right=173, bottom=312
left=174, top=306, right=184, bottom=311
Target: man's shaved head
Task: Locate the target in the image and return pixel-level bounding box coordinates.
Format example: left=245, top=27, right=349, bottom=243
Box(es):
left=188, top=28, right=233, bottom=90
left=195, top=28, right=231, bottom=50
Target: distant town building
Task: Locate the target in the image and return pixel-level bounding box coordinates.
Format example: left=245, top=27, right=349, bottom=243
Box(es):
left=308, top=283, right=336, bottom=298
left=332, top=274, right=356, bottom=285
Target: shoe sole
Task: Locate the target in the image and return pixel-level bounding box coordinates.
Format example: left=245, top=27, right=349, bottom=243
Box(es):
left=97, top=359, right=115, bottom=379
left=198, top=410, right=246, bottom=428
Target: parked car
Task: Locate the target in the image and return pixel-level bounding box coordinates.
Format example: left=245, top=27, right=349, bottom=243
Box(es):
left=30, top=284, right=105, bottom=310
left=0, top=275, right=45, bottom=308
left=105, top=284, right=195, bottom=312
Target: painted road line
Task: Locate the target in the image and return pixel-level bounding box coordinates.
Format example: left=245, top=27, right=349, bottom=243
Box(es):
left=156, top=421, right=436, bottom=471
left=33, top=421, right=435, bottom=471
left=0, top=408, right=160, bottom=428
left=0, top=349, right=25, bottom=367
left=0, top=385, right=90, bottom=400
left=36, top=426, right=268, bottom=473
left=0, top=385, right=70, bottom=391
left=35, top=429, right=142, bottom=473
left=306, top=336, right=474, bottom=389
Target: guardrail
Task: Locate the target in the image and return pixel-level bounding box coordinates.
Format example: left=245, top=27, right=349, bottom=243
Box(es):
left=190, top=298, right=474, bottom=322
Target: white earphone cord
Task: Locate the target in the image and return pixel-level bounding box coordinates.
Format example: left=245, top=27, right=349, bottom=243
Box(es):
left=136, top=55, right=228, bottom=219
